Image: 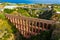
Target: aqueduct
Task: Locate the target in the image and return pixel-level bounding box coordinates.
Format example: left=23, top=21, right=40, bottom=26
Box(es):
left=5, top=14, right=55, bottom=38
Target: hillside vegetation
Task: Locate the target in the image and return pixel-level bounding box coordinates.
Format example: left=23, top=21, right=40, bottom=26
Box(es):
left=0, top=14, right=16, bottom=40
left=0, top=4, right=60, bottom=40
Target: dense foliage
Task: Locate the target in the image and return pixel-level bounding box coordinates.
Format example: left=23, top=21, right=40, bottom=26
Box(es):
left=0, top=14, right=5, bottom=20
left=0, top=14, right=16, bottom=40
left=17, top=30, right=53, bottom=40
left=4, top=9, right=15, bottom=14
left=38, top=9, right=56, bottom=20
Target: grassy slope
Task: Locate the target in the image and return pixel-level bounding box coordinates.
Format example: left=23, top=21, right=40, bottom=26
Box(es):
left=54, top=7, right=60, bottom=12
left=17, top=8, right=31, bottom=17
left=0, top=14, right=15, bottom=40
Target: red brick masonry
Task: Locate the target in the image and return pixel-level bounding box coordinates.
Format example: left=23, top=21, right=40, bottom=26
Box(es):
left=5, top=14, right=55, bottom=38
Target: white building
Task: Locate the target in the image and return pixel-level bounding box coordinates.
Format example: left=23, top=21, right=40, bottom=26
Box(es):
left=4, top=6, right=18, bottom=9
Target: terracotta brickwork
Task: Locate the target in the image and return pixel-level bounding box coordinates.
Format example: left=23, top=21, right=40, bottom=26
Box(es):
left=5, top=14, right=55, bottom=38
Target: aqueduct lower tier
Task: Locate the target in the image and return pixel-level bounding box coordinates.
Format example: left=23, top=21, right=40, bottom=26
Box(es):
left=5, top=14, right=55, bottom=38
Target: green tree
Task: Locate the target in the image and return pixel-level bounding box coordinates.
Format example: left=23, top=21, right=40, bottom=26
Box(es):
left=4, top=9, right=15, bottom=14
left=38, top=6, right=56, bottom=20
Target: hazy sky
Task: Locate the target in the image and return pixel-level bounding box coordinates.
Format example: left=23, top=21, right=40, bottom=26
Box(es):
left=0, top=0, right=60, bottom=4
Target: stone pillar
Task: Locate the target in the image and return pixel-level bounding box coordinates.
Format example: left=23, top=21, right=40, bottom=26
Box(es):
left=42, top=23, right=44, bottom=31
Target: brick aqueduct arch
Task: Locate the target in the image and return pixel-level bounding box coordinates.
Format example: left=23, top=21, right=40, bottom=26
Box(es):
left=5, top=14, right=55, bottom=38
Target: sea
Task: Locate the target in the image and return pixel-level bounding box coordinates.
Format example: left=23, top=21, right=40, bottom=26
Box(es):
left=0, top=0, right=60, bottom=4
